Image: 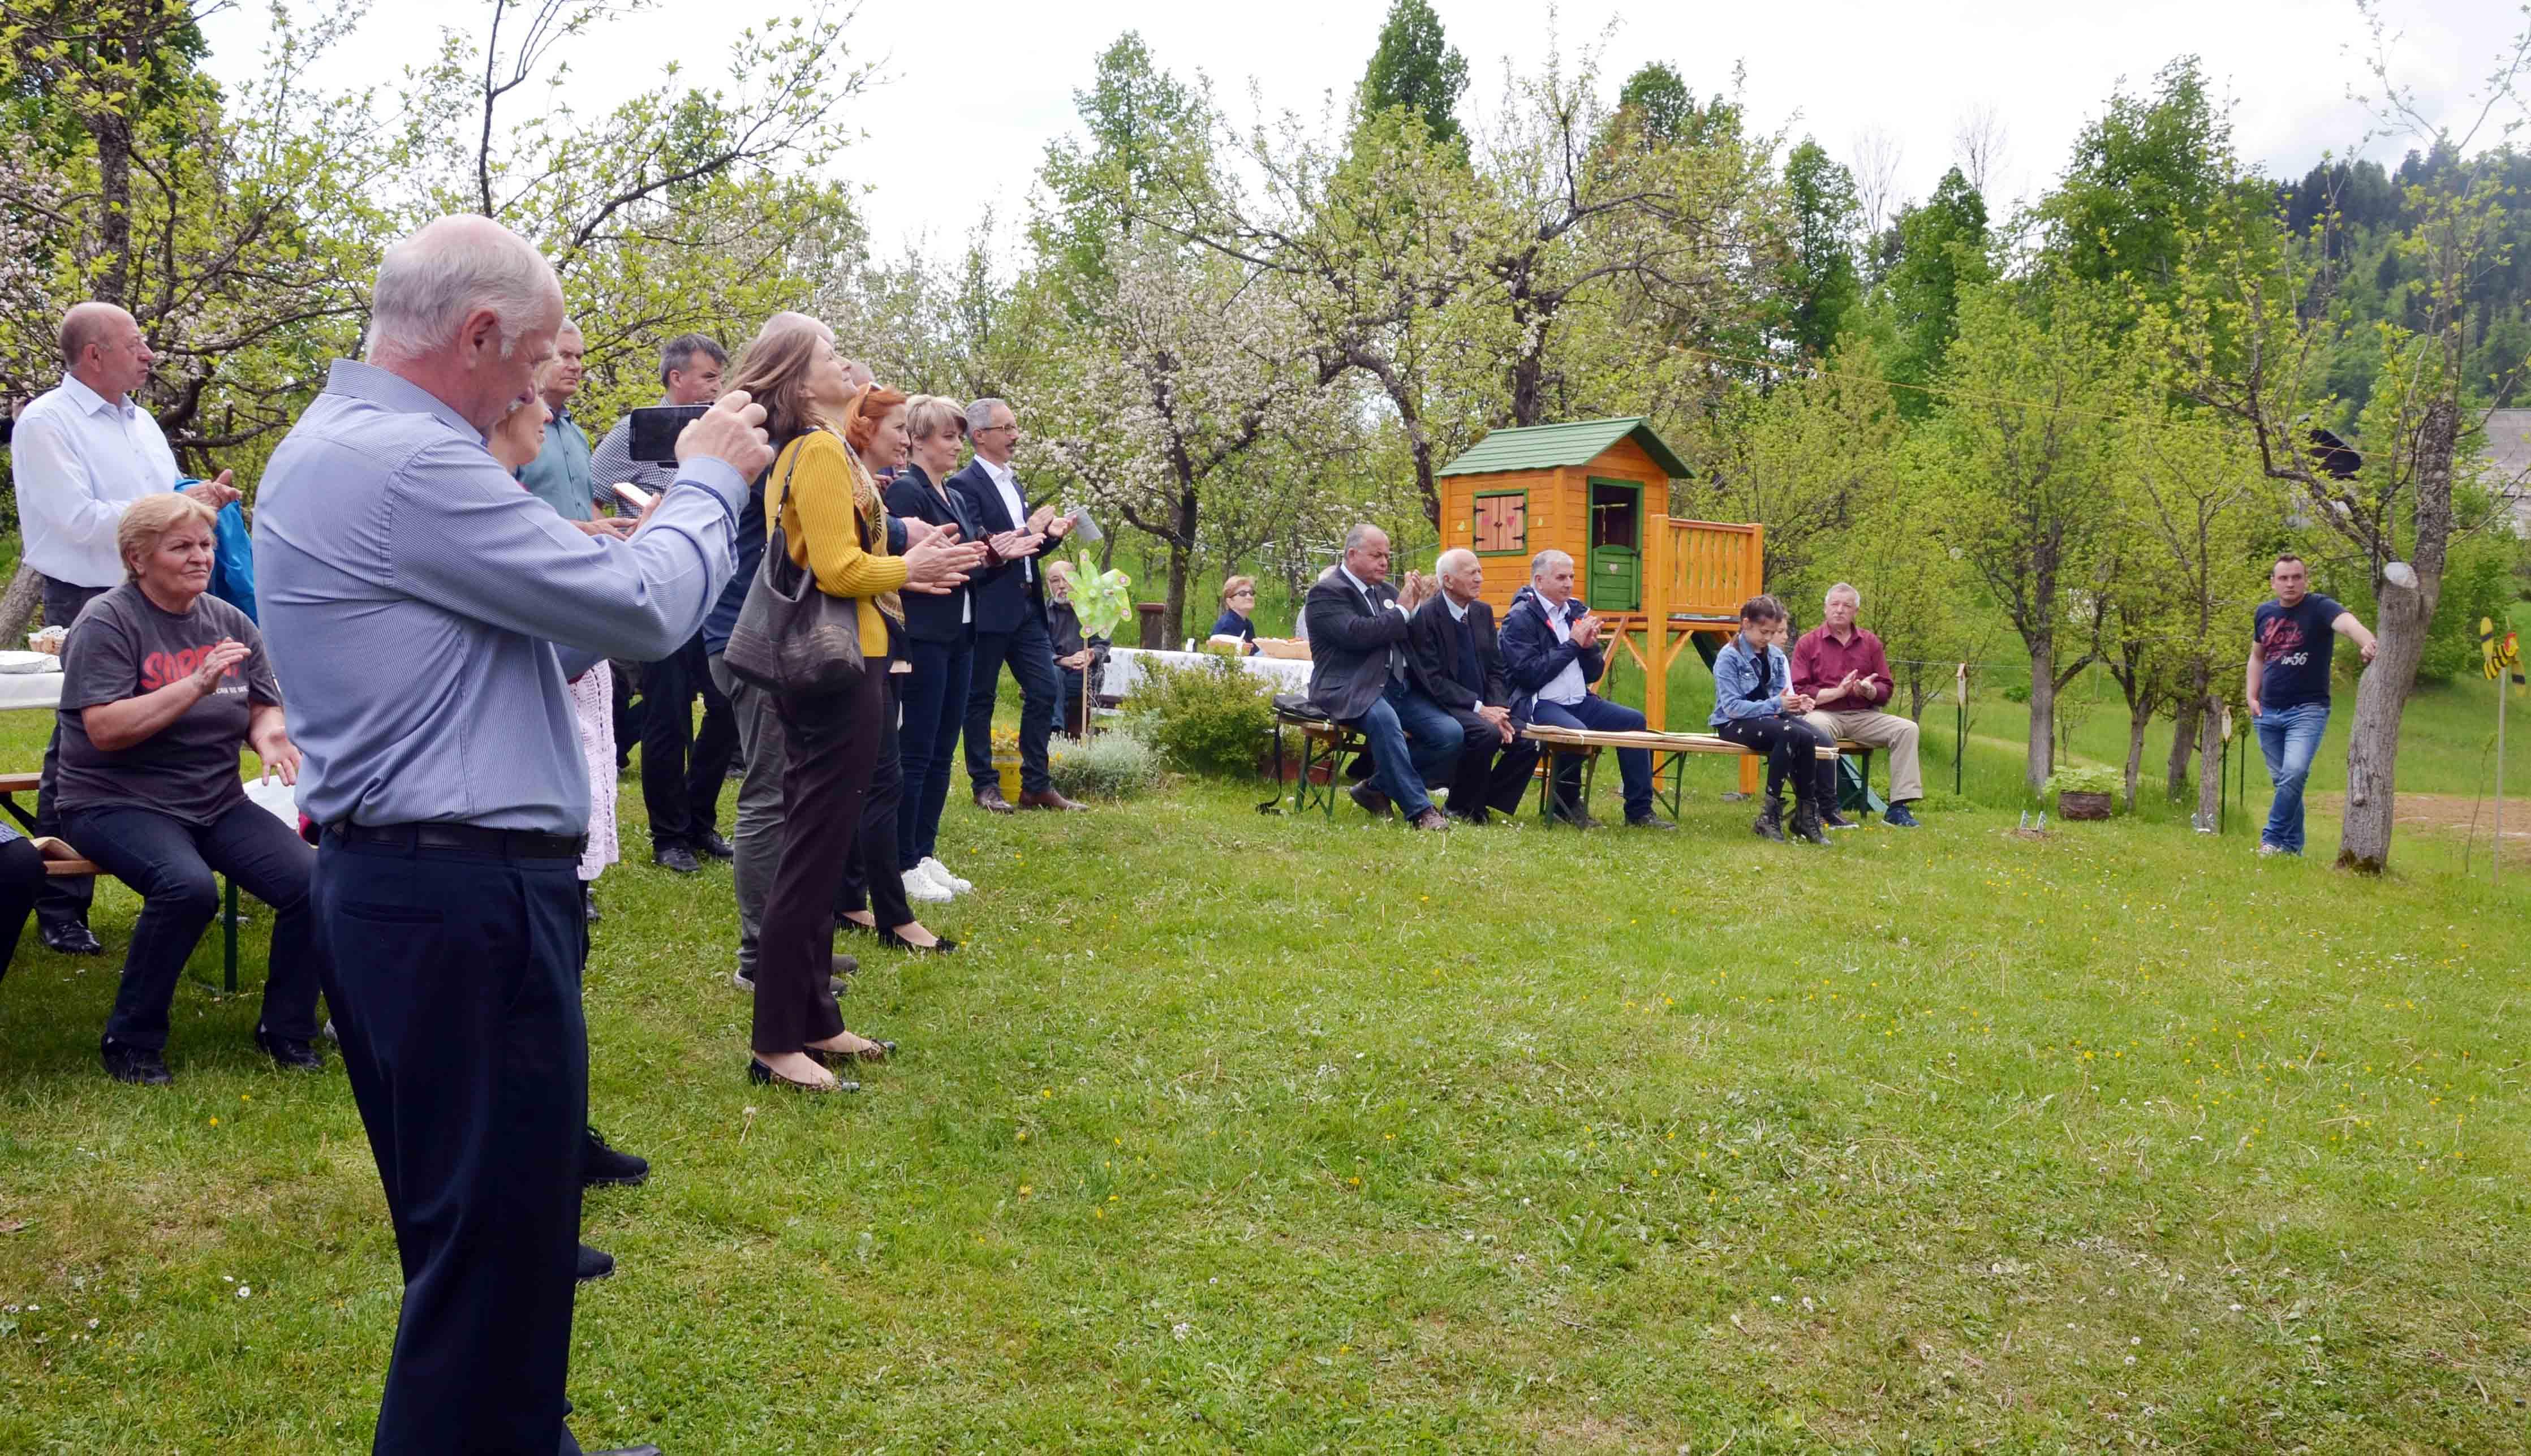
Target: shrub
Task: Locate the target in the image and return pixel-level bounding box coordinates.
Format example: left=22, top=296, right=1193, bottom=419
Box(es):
left=2041, top=764, right=2121, bottom=802
left=1124, top=657, right=1275, bottom=777
left=1049, top=726, right=1165, bottom=800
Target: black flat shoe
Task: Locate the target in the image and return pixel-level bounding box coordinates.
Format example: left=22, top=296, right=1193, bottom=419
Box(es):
left=254, top=1028, right=325, bottom=1072
left=575, top=1243, right=615, bottom=1283
left=747, top=1058, right=858, bottom=1093
left=582, top=1126, right=649, bottom=1187
left=879, top=928, right=957, bottom=954
left=837, top=918, right=880, bottom=940
left=694, top=830, right=735, bottom=860
left=42, top=922, right=103, bottom=956
left=100, top=1039, right=172, bottom=1086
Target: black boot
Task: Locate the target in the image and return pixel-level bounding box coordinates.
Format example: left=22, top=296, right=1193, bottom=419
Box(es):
left=1792, top=797, right=1828, bottom=846
left=1753, top=796, right=1787, bottom=842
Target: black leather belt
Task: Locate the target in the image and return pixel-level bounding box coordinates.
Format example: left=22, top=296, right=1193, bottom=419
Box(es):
left=326, top=821, right=587, bottom=861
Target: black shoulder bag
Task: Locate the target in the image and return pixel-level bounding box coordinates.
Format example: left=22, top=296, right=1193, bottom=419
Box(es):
left=723, top=434, right=869, bottom=697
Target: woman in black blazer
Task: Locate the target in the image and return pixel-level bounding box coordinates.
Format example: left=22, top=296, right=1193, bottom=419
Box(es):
left=885, top=396, right=987, bottom=899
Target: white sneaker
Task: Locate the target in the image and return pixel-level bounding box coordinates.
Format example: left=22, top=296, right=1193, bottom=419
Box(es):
left=903, top=868, right=954, bottom=903
left=919, top=856, right=973, bottom=894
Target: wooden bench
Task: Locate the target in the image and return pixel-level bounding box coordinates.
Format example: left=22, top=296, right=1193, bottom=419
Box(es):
left=1519, top=725, right=1874, bottom=826
left=0, top=772, right=245, bottom=992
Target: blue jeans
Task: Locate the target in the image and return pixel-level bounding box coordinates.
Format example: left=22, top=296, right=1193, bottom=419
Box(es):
left=1350, top=678, right=1470, bottom=819
left=2255, top=700, right=2330, bottom=852
left=1532, top=695, right=1654, bottom=818
left=897, top=631, right=973, bottom=869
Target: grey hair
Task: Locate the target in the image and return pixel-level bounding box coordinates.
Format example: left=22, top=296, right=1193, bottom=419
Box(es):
left=1435, top=547, right=1477, bottom=575
left=965, top=397, right=1010, bottom=434
left=1826, top=581, right=1861, bottom=605
left=1344, top=522, right=1388, bottom=552
left=659, top=332, right=727, bottom=385
left=1531, top=548, right=1572, bottom=578
left=556, top=317, right=582, bottom=339
left=365, top=216, right=558, bottom=365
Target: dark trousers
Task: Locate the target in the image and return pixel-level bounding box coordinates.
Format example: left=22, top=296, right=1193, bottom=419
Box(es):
left=1716, top=716, right=1835, bottom=804
left=1441, top=707, right=1541, bottom=821
left=313, top=835, right=589, bottom=1456
left=755, top=669, right=881, bottom=1054
left=638, top=634, right=738, bottom=849
left=836, top=665, right=914, bottom=933
left=36, top=577, right=105, bottom=931
left=67, top=800, right=321, bottom=1053
left=0, top=836, right=46, bottom=982
left=609, top=661, right=640, bottom=773
left=963, top=613, right=1058, bottom=795
left=1531, top=694, right=1654, bottom=818
left=896, top=633, right=972, bottom=869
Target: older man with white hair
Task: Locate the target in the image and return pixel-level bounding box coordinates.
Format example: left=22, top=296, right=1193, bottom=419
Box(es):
left=1404, top=548, right=1538, bottom=824
left=255, top=214, right=770, bottom=1456
left=1790, top=581, right=1923, bottom=828
left=10, top=301, right=243, bottom=955
left=1499, top=549, right=1673, bottom=829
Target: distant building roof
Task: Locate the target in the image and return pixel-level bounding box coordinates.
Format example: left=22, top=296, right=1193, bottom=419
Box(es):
left=2482, top=408, right=2531, bottom=537
left=1437, top=417, right=1692, bottom=480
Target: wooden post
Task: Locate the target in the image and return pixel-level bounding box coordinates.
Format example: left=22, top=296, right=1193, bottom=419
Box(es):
left=1643, top=513, right=1671, bottom=732
left=1736, top=520, right=1766, bottom=796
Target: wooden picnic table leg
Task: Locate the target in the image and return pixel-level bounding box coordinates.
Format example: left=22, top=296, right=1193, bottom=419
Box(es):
left=1737, top=754, right=1760, bottom=798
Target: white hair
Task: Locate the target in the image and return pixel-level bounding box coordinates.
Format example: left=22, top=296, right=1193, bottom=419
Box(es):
left=965, top=397, right=1010, bottom=434
left=1826, top=581, right=1861, bottom=606
left=1435, top=547, right=1477, bottom=575
left=366, top=216, right=558, bottom=365
left=1531, top=548, right=1572, bottom=578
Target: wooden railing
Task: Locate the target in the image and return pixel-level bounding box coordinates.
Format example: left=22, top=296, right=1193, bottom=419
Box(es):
left=1662, top=518, right=1763, bottom=620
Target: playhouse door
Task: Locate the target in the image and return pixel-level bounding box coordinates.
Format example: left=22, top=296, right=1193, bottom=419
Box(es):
left=1586, top=479, right=1642, bottom=612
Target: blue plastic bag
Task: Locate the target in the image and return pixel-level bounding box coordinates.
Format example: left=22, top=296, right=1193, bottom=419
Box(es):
left=173, top=479, right=257, bottom=622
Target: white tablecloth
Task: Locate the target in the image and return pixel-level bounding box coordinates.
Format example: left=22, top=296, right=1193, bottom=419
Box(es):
left=0, top=666, right=63, bottom=712
left=1105, top=647, right=1314, bottom=701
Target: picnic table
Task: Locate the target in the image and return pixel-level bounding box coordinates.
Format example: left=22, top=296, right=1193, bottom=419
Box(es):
left=1105, top=645, right=1314, bottom=700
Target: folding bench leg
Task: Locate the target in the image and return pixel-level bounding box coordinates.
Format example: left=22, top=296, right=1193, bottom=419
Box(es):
left=223, top=877, right=238, bottom=994
left=1737, top=755, right=1760, bottom=797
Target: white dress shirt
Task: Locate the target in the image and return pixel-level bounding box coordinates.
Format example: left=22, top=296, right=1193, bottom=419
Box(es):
left=11, top=374, right=183, bottom=588
left=1538, top=595, right=1589, bottom=706
left=977, top=454, right=1032, bottom=583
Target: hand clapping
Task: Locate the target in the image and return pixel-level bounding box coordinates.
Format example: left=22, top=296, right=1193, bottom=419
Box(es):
left=191, top=639, right=251, bottom=695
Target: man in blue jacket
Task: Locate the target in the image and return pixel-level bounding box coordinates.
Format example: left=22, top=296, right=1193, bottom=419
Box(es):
left=1499, top=550, right=1674, bottom=830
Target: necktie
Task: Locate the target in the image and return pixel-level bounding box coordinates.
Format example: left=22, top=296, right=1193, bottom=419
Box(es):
left=1362, top=587, right=1405, bottom=679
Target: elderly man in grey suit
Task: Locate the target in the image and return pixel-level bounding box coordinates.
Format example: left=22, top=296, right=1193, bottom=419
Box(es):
left=1301, top=523, right=1466, bottom=830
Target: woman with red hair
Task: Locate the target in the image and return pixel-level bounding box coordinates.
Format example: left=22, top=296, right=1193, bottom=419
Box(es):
left=723, top=315, right=981, bottom=1093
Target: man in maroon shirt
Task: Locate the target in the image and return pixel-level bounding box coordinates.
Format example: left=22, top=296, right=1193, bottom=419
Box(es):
left=1790, top=583, right=1923, bottom=828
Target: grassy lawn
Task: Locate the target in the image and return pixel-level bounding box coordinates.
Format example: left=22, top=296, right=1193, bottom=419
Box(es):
left=4, top=692, right=2531, bottom=1451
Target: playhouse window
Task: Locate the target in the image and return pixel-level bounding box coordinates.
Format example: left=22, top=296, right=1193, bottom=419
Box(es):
left=1474, top=491, right=1528, bottom=554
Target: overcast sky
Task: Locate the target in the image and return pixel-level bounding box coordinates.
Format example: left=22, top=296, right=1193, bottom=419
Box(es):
left=203, top=0, right=2512, bottom=262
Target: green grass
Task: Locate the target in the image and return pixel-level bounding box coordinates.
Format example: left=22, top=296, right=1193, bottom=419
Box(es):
left=4, top=691, right=2531, bottom=1451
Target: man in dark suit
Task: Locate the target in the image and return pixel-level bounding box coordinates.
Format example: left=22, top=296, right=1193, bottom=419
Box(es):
left=1302, top=524, right=1465, bottom=830
left=949, top=397, right=1086, bottom=813
left=1406, top=548, right=1539, bottom=824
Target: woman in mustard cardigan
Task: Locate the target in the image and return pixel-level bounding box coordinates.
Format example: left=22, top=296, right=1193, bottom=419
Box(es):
left=725, top=314, right=982, bottom=1093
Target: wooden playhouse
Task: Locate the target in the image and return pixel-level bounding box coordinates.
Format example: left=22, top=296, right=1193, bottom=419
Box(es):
left=1437, top=417, right=1762, bottom=740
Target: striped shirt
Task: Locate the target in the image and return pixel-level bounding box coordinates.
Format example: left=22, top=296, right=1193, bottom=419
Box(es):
left=253, top=360, right=745, bottom=832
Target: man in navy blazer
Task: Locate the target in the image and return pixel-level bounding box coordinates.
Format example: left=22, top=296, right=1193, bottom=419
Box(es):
left=1498, top=549, right=1675, bottom=830
left=1405, top=548, right=1539, bottom=824
left=948, top=397, right=1085, bottom=813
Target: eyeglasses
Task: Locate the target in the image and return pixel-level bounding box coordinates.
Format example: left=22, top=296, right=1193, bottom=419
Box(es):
left=975, top=423, right=1018, bottom=436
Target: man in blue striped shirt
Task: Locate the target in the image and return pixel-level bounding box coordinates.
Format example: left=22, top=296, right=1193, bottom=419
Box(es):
left=255, top=214, right=770, bottom=1456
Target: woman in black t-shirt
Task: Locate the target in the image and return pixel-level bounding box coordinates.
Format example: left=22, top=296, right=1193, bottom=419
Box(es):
left=57, top=493, right=322, bottom=1085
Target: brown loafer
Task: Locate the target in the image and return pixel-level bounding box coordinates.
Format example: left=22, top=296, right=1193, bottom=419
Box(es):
left=974, top=782, right=1016, bottom=815
left=1409, top=808, right=1450, bottom=831
left=1017, top=789, right=1088, bottom=812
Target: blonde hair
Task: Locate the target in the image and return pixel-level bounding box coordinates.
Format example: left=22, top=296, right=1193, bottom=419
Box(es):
left=1221, top=574, right=1256, bottom=605
left=119, top=493, right=218, bottom=581
left=905, top=394, right=966, bottom=446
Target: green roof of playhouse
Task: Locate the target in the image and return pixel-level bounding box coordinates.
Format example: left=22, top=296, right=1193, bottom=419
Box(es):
left=1436, top=417, right=1691, bottom=480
